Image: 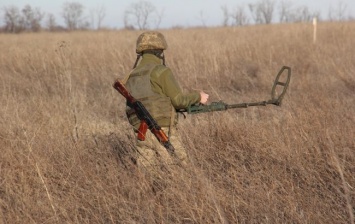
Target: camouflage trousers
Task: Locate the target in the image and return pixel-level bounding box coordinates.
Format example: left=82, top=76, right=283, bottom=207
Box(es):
left=134, top=126, right=187, bottom=173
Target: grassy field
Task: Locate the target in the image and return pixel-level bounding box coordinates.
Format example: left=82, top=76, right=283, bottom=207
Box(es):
left=0, top=22, right=354, bottom=223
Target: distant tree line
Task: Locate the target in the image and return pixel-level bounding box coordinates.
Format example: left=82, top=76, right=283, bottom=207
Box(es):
left=0, top=2, right=107, bottom=33
left=0, top=0, right=353, bottom=33
left=2, top=5, right=45, bottom=33
left=221, top=0, right=352, bottom=27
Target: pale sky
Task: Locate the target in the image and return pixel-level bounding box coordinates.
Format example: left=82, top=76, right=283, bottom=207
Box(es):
left=1, top=0, right=354, bottom=28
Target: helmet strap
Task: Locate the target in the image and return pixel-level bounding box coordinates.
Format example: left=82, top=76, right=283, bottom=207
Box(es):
left=162, top=54, right=166, bottom=66
left=157, top=52, right=166, bottom=66
left=132, top=53, right=142, bottom=68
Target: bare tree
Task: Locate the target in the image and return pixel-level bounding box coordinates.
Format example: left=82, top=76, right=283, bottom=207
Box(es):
left=328, top=2, right=347, bottom=21
left=91, top=4, right=106, bottom=30
left=21, top=5, right=32, bottom=30
left=221, top=5, right=229, bottom=26
left=21, top=5, right=44, bottom=32
left=152, top=8, right=164, bottom=29
left=62, top=2, right=84, bottom=30
left=279, top=0, right=292, bottom=23
left=3, top=6, right=22, bottom=33
left=197, top=10, right=207, bottom=27
left=301, top=6, right=318, bottom=22
left=248, top=3, right=261, bottom=24
left=249, top=0, right=275, bottom=24
left=231, top=5, right=249, bottom=26
left=291, top=6, right=319, bottom=23
left=278, top=1, right=319, bottom=23
left=46, top=13, right=57, bottom=31
left=124, top=1, right=159, bottom=30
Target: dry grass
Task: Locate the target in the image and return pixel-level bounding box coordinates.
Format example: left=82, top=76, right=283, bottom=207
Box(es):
left=0, top=22, right=354, bottom=223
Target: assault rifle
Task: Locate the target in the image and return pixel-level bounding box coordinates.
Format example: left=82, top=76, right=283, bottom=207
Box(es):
left=113, top=80, right=175, bottom=155
left=181, top=66, right=291, bottom=114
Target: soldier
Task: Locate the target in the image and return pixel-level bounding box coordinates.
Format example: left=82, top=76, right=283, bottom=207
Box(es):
left=123, top=31, right=209, bottom=172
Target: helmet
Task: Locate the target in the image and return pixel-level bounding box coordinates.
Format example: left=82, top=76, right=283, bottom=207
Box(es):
left=136, top=31, right=168, bottom=53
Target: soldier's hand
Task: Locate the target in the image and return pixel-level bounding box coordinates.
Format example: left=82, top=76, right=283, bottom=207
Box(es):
left=199, top=91, right=209, bottom=104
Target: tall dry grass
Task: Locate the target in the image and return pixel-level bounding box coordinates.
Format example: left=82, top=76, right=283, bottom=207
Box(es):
left=0, top=22, right=354, bottom=223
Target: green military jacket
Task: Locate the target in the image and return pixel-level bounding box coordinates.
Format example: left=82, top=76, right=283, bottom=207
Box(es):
left=125, top=54, right=200, bottom=128
left=142, top=54, right=200, bottom=109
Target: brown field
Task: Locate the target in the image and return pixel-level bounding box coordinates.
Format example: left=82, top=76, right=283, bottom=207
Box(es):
left=0, top=22, right=354, bottom=223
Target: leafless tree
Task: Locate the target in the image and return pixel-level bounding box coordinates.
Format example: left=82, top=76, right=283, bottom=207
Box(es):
left=2, top=6, right=22, bottom=33
left=124, top=1, right=160, bottom=30
left=153, top=8, right=164, bottom=29
left=90, top=4, right=106, bottom=30
left=21, top=5, right=44, bottom=32
left=278, top=1, right=319, bottom=23
left=291, top=6, right=319, bottom=22
left=328, top=2, right=347, bottom=21
left=249, top=0, right=275, bottom=24
left=197, top=10, right=207, bottom=27
left=62, top=2, right=84, bottom=30
left=279, top=0, right=293, bottom=23
left=231, top=5, right=249, bottom=26
left=46, top=13, right=57, bottom=31
left=221, top=5, right=229, bottom=26
left=2, top=5, right=44, bottom=33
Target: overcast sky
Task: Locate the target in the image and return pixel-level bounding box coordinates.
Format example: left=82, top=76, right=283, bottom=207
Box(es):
left=1, top=0, right=354, bottom=28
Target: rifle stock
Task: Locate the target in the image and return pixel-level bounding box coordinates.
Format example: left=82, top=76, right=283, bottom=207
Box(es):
left=113, top=80, right=175, bottom=155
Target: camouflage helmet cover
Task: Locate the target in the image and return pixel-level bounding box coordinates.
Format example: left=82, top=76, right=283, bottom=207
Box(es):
left=136, top=31, right=168, bottom=53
